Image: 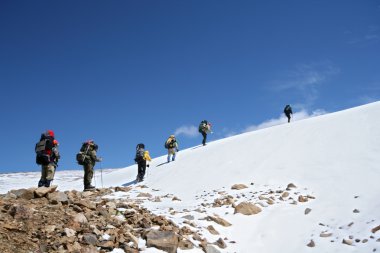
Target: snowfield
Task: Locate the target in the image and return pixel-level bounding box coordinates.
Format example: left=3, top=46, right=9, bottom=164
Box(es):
left=1, top=101, right=380, bottom=253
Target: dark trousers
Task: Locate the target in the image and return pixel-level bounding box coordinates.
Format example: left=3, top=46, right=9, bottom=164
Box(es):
left=137, top=160, right=147, bottom=180
left=285, top=113, right=291, bottom=123
left=201, top=131, right=207, bottom=145
left=83, top=163, right=94, bottom=188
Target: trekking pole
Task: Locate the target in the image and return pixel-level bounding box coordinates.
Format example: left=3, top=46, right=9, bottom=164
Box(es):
left=93, top=168, right=96, bottom=188
left=100, top=161, right=104, bottom=188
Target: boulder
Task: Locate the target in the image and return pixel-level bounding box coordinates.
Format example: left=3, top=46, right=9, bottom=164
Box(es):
left=9, top=188, right=35, bottom=200
left=145, top=230, right=179, bottom=253
left=47, top=192, right=69, bottom=205
left=234, top=202, right=262, bottom=215
left=34, top=186, right=58, bottom=198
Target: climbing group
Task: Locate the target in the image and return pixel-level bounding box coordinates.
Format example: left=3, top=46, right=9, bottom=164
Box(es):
left=34, top=105, right=292, bottom=191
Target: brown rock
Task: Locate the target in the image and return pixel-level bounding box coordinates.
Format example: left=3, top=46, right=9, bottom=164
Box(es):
left=231, top=184, right=248, bottom=190
left=298, top=195, right=308, bottom=202
left=234, top=202, right=262, bottom=215
left=178, top=238, right=194, bottom=250
left=137, top=192, right=152, bottom=198
left=98, top=241, right=114, bottom=250
left=9, top=188, right=35, bottom=200
left=73, top=213, right=88, bottom=224
left=281, top=192, right=290, bottom=198
left=47, top=191, right=69, bottom=204
left=320, top=232, right=333, bottom=237
left=372, top=225, right=380, bottom=234
left=8, top=204, right=33, bottom=220
left=214, top=238, right=227, bottom=249
left=75, top=200, right=96, bottom=210
left=207, top=225, right=220, bottom=235
left=207, top=215, right=232, bottom=227
left=286, top=183, right=297, bottom=190
left=34, top=185, right=58, bottom=198
left=145, top=230, right=179, bottom=253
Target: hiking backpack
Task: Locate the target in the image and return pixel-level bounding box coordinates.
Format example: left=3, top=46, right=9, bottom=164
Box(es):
left=284, top=105, right=292, bottom=114
left=35, top=134, right=54, bottom=165
left=198, top=120, right=208, bottom=133
left=164, top=138, right=176, bottom=149
left=76, top=143, right=91, bottom=165
left=135, top=143, right=145, bottom=162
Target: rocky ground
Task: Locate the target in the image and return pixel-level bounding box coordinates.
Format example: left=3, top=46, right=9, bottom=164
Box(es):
left=0, top=186, right=204, bottom=253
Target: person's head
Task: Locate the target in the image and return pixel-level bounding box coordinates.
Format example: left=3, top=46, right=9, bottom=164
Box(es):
left=46, top=130, right=54, bottom=137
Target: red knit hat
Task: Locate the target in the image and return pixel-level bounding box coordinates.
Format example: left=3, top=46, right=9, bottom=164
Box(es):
left=46, top=130, right=55, bottom=137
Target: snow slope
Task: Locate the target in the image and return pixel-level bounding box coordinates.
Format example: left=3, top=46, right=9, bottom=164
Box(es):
left=1, top=101, right=380, bottom=253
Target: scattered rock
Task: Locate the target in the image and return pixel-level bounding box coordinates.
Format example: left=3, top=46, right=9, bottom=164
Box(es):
left=137, top=192, right=152, bottom=198
left=281, top=191, right=290, bottom=198
left=307, top=239, right=315, bottom=247
left=64, top=228, right=76, bottom=237
left=83, top=233, right=98, bottom=246
left=304, top=208, right=312, bottom=215
left=207, top=215, right=232, bottom=227
left=172, top=196, right=181, bottom=201
left=231, top=184, right=248, bottom=190
left=342, top=239, right=353, bottom=245
left=353, top=209, right=360, bottom=213
left=73, top=213, right=88, bottom=224
left=182, top=215, right=194, bottom=220
left=214, top=238, right=227, bottom=249
left=286, top=183, right=297, bottom=190
left=320, top=232, right=333, bottom=237
left=298, top=195, right=308, bottom=202
left=372, top=225, right=380, bottom=234
left=234, top=202, right=262, bottom=215
left=207, top=225, right=220, bottom=235
left=203, top=244, right=221, bottom=253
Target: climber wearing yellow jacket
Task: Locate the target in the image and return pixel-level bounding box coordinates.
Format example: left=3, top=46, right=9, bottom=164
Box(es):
left=135, top=143, right=152, bottom=182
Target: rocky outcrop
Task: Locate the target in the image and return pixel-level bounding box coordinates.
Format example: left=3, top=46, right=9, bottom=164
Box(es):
left=0, top=187, right=204, bottom=253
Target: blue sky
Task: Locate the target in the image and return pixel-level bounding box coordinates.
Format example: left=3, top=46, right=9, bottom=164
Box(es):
left=0, top=0, right=379, bottom=173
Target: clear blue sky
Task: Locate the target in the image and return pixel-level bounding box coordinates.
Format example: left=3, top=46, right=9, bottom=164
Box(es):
left=1, top=0, right=379, bottom=173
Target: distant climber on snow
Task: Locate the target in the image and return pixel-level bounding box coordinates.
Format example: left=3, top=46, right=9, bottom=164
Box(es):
left=165, top=135, right=179, bottom=162
left=35, top=130, right=60, bottom=187
left=76, top=140, right=102, bottom=191
left=284, top=105, right=293, bottom=123
left=199, top=120, right=212, bottom=146
left=134, top=143, right=152, bottom=182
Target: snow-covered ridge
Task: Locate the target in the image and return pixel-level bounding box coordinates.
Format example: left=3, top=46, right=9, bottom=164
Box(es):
left=1, top=101, right=380, bottom=253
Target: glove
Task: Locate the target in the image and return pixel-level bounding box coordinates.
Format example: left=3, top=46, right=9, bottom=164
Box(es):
left=97, top=157, right=103, bottom=162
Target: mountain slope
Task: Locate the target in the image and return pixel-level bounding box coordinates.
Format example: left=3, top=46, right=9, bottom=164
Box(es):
left=1, top=102, right=380, bottom=252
